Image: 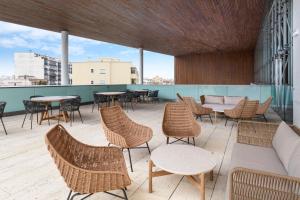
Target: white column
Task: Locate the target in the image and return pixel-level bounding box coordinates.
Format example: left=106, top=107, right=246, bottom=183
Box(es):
left=293, top=0, right=300, bottom=126
left=61, top=31, right=69, bottom=85
left=139, top=48, right=144, bottom=84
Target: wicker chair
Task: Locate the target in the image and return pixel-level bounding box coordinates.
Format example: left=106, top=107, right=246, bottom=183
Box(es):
left=256, top=96, right=273, bottom=121
left=224, top=99, right=245, bottom=126
left=229, top=121, right=300, bottom=200
left=100, top=106, right=153, bottom=172
left=45, top=124, right=131, bottom=200
left=0, top=101, right=7, bottom=135
left=162, top=102, right=201, bottom=146
left=182, top=96, right=213, bottom=124
left=240, top=100, right=259, bottom=120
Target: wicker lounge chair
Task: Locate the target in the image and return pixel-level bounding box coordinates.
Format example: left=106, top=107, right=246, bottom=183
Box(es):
left=162, top=102, right=201, bottom=146
left=100, top=106, right=153, bottom=172
left=182, top=96, right=213, bottom=124
left=224, top=99, right=245, bottom=126
left=240, top=100, right=259, bottom=120
left=45, top=124, right=131, bottom=200
left=256, top=96, right=273, bottom=121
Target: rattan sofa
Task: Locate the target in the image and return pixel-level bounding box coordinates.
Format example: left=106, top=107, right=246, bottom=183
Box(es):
left=227, top=121, right=300, bottom=200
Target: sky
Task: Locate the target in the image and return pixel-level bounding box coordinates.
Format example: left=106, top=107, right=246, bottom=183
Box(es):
left=0, top=21, right=174, bottom=79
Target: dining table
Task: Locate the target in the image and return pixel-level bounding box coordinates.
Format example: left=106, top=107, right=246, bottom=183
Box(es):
left=31, top=96, right=77, bottom=124
left=96, top=92, right=126, bottom=106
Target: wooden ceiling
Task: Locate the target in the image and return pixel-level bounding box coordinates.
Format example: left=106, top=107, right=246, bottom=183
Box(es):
left=0, top=0, right=266, bottom=56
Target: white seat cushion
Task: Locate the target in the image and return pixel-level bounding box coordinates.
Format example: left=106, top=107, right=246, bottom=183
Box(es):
left=204, top=95, right=224, bottom=104
left=224, top=96, right=245, bottom=105
left=203, top=104, right=235, bottom=112
left=230, top=143, right=287, bottom=175
left=288, top=143, right=300, bottom=178
left=272, top=122, right=300, bottom=171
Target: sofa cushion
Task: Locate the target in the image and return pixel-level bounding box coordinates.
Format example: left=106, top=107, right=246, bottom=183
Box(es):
left=272, top=121, right=300, bottom=171
left=224, top=96, right=245, bottom=105
left=205, top=95, right=224, bottom=104
left=287, top=143, right=300, bottom=178
left=230, top=143, right=287, bottom=175
left=203, top=104, right=235, bottom=112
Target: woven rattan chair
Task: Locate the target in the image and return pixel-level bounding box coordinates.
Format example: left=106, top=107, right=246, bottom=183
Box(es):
left=45, top=124, right=131, bottom=200
left=224, top=99, right=245, bottom=126
left=229, top=121, right=300, bottom=200
left=240, top=100, right=259, bottom=120
left=100, top=106, right=153, bottom=172
left=0, top=101, right=7, bottom=135
left=182, top=96, right=213, bottom=124
left=162, top=102, right=201, bottom=146
left=256, top=96, right=272, bottom=121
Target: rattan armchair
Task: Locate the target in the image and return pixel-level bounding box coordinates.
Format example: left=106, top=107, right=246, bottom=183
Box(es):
left=100, top=106, right=153, bottom=172
left=45, top=124, right=131, bottom=200
left=256, top=96, right=273, bottom=121
left=224, top=99, right=245, bottom=126
left=182, top=96, right=213, bottom=124
left=229, top=121, right=300, bottom=200
left=162, top=102, right=201, bottom=146
left=240, top=100, right=259, bottom=120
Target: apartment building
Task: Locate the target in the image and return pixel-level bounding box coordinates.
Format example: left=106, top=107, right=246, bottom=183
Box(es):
left=14, top=52, right=72, bottom=85
left=72, top=58, right=138, bottom=85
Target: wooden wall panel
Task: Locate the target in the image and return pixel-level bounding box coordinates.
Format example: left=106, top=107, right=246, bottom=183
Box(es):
left=175, top=51, right=254, bottom=84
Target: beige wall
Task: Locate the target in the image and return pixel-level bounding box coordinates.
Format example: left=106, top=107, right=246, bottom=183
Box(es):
left=72, top=58, right=138, bottom=85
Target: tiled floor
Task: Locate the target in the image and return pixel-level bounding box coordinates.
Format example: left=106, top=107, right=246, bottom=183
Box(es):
left=0, top=102, right=281, bottom=200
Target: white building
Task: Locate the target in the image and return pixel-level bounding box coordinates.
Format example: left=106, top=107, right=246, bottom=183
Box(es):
left=14, top=52, right=71, bottom=85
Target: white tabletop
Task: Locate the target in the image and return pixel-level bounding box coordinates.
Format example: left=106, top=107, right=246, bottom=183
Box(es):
left=31, top=96, right=77, bottom=102
left=203, top=104, right=235, bottom=113
left=96, top=92, right=125, bottom=96
left=151, top=144, right=216, bottom=175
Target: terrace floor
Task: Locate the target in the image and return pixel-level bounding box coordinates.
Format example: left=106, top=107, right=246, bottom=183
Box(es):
left=0, top=102, right=281, bottom=200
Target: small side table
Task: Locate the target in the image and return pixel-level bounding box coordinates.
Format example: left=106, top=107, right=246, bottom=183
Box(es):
left=149, top=144, right=216, bottom=200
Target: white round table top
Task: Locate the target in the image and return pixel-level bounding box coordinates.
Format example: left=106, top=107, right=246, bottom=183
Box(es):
left=203, top=104, right=235, bottom=113
left=96, top=92, right=125, bottom=96
left=31, top=96, right=77, bottom=102
left=151, top=144, right=217, bottom=175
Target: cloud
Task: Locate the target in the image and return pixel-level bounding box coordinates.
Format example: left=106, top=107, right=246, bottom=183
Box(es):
left=0, top=36, right=30, bottom=48
left=120, top=49, right=138, bottom=55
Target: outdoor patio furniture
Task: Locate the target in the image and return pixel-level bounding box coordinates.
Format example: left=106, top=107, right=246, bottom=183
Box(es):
left=96, top=92, right=126, bottom=106
left=45, top=124, right=131, bottom=200
left=228, top=121, right=300, bottom=200
left=149, top=144, right=216, bottom=200
left=22, top=100, right=49, bottom=129
left=240, top=100, right=259, bottom=120
left=0, top=101, right=7, bottom=135
left=118, top=92, right=135, bottom=111
left=100, top=105, right=153, bottom=172
left=58, top=98, right=83, bottom=126
left=224, top=99, right=245, bottom=126
left=256, top=96, right=273, bottom=121
left=176, top=93, right=184, bottom=101
left=92, top=93, right=108, bottom=112
left=182, top=96, right=213, bottom=124
left=148, top=90, right=159, bottom=103
left=30, top=95, right=53, bottom=115
left=162, top=102, right=201, bottom=146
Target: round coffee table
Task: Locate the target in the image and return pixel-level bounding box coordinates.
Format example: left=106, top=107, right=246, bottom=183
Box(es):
left=149, top=144, right=216, bottom=200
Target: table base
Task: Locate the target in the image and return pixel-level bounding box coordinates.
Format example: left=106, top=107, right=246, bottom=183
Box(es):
left=148, top=160, right=213, bottom=200
left=39, top=111, right=70, bottom=125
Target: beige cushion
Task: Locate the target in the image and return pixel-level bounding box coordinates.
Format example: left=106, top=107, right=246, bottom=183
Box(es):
left=205, top=95, right=224, bottom=104
left=230, top=143, right=287, bottom=175
left=272, top=122, right=300, bottom=171
left=288, top=143, right=300, bottom=178
left=224, top=96, right=245, bottom=105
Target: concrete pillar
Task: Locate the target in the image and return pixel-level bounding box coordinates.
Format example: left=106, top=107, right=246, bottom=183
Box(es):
left=61, top=31, right=69, bottom=85
left=139, top=48, right=144, bottom=84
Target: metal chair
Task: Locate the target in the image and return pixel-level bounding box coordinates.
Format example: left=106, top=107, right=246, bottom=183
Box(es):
left=58, top=98, right=83, bottom=126
left=0, top=101, right=7, bottom=135
left=30, top=95, right=53, bottom=115
left=92, top=93, right=108, bottom=112
left=22, top=100, right=49, bottom=129
left=148, top=90, right=159, bottom=103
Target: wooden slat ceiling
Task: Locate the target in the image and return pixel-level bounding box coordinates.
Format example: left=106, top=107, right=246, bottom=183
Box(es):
left=0, top=0, right=266, bottom=56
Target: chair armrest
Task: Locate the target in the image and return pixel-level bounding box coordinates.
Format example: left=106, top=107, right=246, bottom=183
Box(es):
left=237, top=121, right=279, bottom=147
left=229, top=167, right=300, bottom=200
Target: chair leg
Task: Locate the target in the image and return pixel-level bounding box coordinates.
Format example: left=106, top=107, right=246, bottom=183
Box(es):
left=263, top=114, right=268, bottom=122
left=58, top=110, right=60, bottom=124
left=1, top=118, right=7, bottom=135
left=108, top=143, right=111, bottom=146
left=122, top=188, right=128, bottom=200
left=78, top=110, right=83, bottom=123
left=192, top=137, right=195, bottom=146
left=47, top=111, right=50, bottom=126
left=187, top=137, right=190, bottom=144
left=209, top=115, right=213, bottom=124
left=67, top=190, right=72, bottom=200
left=70, top=112, right=72, bottom=127
left=92, top=103, right=95, bottom=112
left=225, top=117, right=228, bottom=126
left=30, top=113, right=33, bottom=130
left=127, top=148, right=133, bottom=172
left=199, top=115, right=202, bottom=121
left=146, top=142, right=151, bottom=154
left=166, top=137, right=169, bottom=144
left=22, top=113, right=27, bottom=128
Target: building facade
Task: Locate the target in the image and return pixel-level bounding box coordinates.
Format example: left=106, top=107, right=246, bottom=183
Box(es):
left=14, top=52, right=71, bottom=85
left=71, top=58, right=138, bottom=85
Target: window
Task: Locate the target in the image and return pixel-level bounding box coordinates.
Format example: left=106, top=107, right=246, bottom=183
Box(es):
left=131, top=67, right=136, bottom=74
left=91, top=69, right=94, bottom=73
left=91, top=80, right=94, bottom=84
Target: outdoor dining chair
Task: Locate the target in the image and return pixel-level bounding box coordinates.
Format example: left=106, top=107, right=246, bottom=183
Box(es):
left=256, top=96, right=273, bottom=121
left=22, top=100, right=49, bottom=129
left=162, top=102, right=201, bottom=146
left=92, top=93, right=108, bottom=112
left=30, top=95, right=53, bottom=115
left=224, top=99, right=245, bottom=126
left=58, top=98, right=83, bottom=126
left=45, top=124, right=131, bottom=200
left=100, top=106, right=153, bottom=172
left=0, top=101, right=7, bottom=135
